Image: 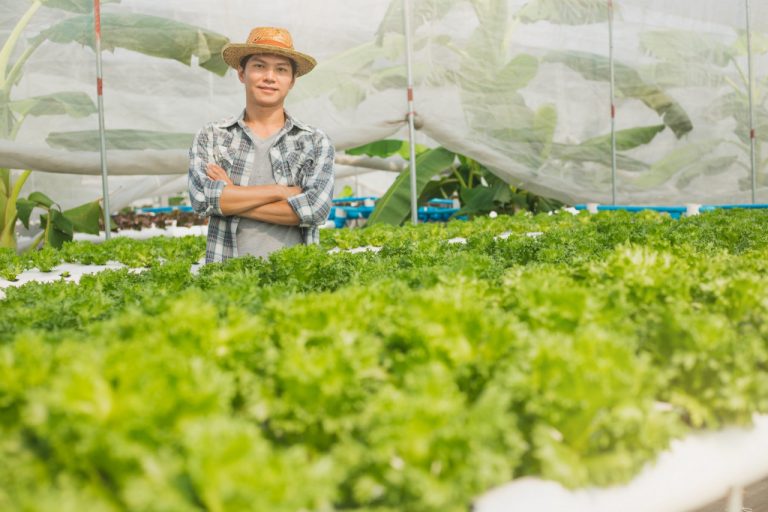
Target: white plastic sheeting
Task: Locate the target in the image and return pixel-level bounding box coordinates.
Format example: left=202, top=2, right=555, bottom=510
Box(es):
left=475, top=414, right=768, bottom=512
left=1, top=0, right=767, bottom=208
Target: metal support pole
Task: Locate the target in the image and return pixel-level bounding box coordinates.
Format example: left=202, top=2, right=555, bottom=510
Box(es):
left=746, top=0, right=757, bottom=204
left=94, top=0, right=111, bottom=238
left=403, top=0, right=419, bottom=225
left=608, top=0, right=617, bottom=206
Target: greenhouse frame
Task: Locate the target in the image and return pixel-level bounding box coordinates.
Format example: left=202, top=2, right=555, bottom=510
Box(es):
left=1, top=1, right=768, bottom=511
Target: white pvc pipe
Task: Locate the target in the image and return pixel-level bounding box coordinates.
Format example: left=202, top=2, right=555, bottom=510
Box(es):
left=94, top=0, right=111, bottom=239
left=403, top=0, right=418, bottom=225
left=726, top=486, right=744, bottom=512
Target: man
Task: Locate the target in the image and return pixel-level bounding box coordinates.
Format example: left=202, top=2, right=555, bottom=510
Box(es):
left=189, top=27, right=334, bottom=263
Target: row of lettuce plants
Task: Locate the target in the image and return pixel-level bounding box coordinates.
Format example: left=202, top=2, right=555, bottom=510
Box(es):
left=1, top=210, right=768, bottom=511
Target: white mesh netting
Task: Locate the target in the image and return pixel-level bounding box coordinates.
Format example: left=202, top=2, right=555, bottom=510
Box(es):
left=1, top=0, right=766, bottom=209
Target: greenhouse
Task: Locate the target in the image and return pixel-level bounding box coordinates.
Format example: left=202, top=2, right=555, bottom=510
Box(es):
left=2, top=0, right=768, bottom=511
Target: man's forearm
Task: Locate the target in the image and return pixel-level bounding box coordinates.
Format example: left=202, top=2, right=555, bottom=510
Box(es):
left=239, top=200, right=300, bottom=225
left=219, top=184, right=293, bottom=216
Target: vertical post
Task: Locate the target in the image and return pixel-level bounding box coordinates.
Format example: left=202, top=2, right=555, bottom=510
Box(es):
left=94, top=0, right=111, bottom=238
left=746, top=0, right=757, bottom=204
left=403, top=0, right=419, bottom=225
left=608, top=0, right=617, bottom=206
left=726, top=486, right=744, bottom=512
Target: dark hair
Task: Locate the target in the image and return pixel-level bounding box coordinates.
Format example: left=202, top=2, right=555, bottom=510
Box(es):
left=239, top=53, right=297, bottom=77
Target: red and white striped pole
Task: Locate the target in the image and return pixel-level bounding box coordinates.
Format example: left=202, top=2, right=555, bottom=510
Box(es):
left=403, top=0, right=418, bottom=225
left=746, top=0, right=757, bottom=204
left=608, top=0, right=617, bottom=205
left=94, top=0, right=112, bottom=238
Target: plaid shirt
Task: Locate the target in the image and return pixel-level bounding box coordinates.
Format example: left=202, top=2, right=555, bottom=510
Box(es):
left=188, top=110, right=335, bottom=263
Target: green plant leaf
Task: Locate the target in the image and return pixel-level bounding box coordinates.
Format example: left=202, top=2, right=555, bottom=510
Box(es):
left=10, top=92, right=96, bottom=118
left=0, top=102, right=17, bottom=139
left=633, top=141, right=719, bottom=188
left=639, top=30, right=735, bottom=68
left=675, top=156, right=739, bottom=189
left=544, top=51, right=693, bottom=138
left=496, top=54, right=540, bottom=91
left=516, top=0, right=610, bottom=25
left=732, top=30, right=768, bottom=56
left=346, top=140, right=405, bottom=158
left=33, top=13, right=229, bottom=76
left=367, top=147, right=456, bottom=225
left=46, top=129, right=194, bottom=151
left=0, top=168, right=8, bottom=227
left=455, top=183, right=513, bottom=217
left=581, top=125, right=666, bottom=152
left=37, top=0, right=120, bottom=14
left=44, top=209, right=74, bottom=248
left=375, top=0, right=461, bottom=39
left=15, top=198, right=36, bottom=229
left=63, top=200, right=101, bottom=235
left=291, top=36, right=405, bottom=102
left=550, top=143, right=649, bottom=172
left=330, top=82, right=367, bottom=111
left=532, top=104, right=557, bottom=159
left=644, top=62, right=727, bottom=89
left=28, top=191, right=55, bottom=208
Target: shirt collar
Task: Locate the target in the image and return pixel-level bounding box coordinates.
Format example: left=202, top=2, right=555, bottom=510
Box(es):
left=216, top=109, right=312, bottom=133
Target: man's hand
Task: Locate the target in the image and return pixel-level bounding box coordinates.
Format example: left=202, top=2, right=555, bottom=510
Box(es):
left=206, top=163, right=234, bottom=186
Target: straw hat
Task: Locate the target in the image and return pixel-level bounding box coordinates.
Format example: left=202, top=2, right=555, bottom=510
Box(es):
left=221, top=27, right=316, bottom=76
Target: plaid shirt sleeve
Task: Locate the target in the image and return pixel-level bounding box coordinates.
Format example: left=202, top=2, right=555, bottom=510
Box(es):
left=188, top=125, right=226, bottom=218
left=286, top=130, right=335, bottom=228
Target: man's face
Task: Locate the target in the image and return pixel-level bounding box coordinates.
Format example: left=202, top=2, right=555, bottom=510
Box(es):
left=238, top=54, right=296, bottom=109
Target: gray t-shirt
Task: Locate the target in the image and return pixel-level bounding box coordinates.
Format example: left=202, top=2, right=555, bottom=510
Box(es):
left=236, top=128, right=302, bottom=259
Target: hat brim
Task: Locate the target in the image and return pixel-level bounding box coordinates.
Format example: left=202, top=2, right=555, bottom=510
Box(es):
left=221, top=44, right=316, bottom=76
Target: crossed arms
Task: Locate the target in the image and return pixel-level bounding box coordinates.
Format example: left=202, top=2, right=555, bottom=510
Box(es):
left=188, top=126, right=335, bottom=228
left=205, top=163, right=301, bottom=225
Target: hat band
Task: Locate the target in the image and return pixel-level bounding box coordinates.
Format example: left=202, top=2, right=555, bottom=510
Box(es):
left=248, top=38, right=292, bottom=49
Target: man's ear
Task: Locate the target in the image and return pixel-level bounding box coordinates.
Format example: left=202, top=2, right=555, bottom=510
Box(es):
left=237, top=66, right=246, bottom=84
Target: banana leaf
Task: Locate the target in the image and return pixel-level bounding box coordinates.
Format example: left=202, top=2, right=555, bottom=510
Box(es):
left=644, top=62, right=727, bottom=89
left=40, top=209, right=73, bottom=248
left=33, top=13, right=229, bottom=76
left=634, top=141, right=719, bottom=188
left=17, top=192, right=55, bottom=228
left=494, top=54, right=540, bottom=92
left=375, top=0, right=461, bottom=39
left=675, top=156, right=740, bottom=189
left=544, top=50, right=693, bottom=138
left=346, top=140, right=405, bottom=158
left=532, top=104, right=557, bottom=160
left=46, top=129, right=193, bottom=151
left=10, top=91, right=96, bottom=118
left=63, top=199, right=101, bottom=235
left=0, top=102, right=17, bottom=139
left=639, top=30, right=735, bottom=68
left=291, top=37, right=402, bottom=102
left=454, top=183, right=513, bottom=217
left=15, top=199, right=37, bottom=229
left=581, top=125, right=666, bottom=152
left=551, top=144, right=649, bottom=172
left=516, top=0, right=611, bottom=25
left=330, top=82, right=367, bottom=111
left=37, top=0, right=120, bottom=14
left=367, top=147, right=456, bottom=226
